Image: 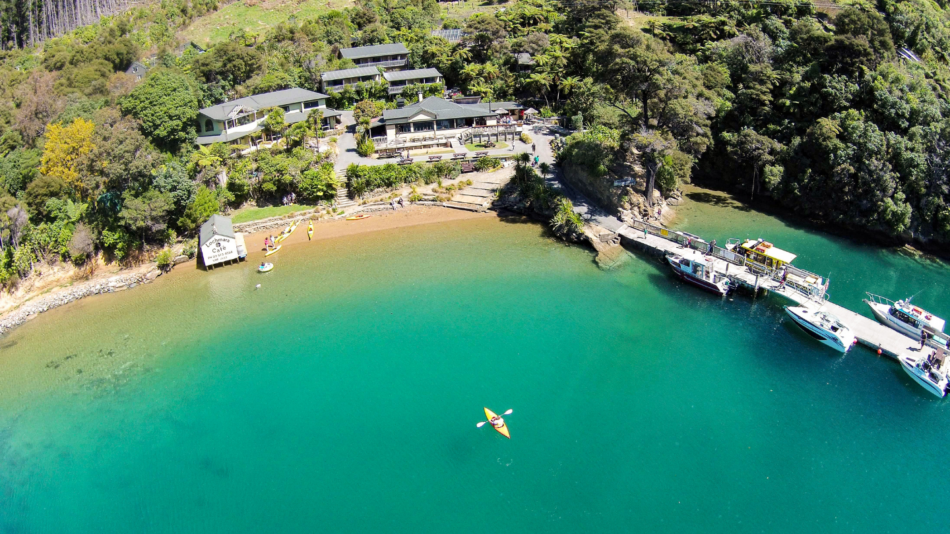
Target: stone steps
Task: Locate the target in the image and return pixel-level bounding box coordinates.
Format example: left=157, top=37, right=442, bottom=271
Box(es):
left=443, top=201, right=487, bottom=212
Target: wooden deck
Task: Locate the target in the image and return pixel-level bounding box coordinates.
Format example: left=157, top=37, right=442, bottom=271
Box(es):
left=615, top=224, right=920, bottom=359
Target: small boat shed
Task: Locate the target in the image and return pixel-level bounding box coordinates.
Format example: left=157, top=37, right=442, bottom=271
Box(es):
left=199, top=215, right=246, bottom=269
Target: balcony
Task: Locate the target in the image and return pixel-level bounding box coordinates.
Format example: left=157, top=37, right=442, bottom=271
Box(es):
left=355, top=58, right=407, bottom=69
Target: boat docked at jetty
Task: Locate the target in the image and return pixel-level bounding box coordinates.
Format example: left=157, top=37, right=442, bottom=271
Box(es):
left=864, top=293, right=949, bottom=349
left=665, top=251, right=732, bottom=296
left=725, top=238, right=828, bottom=300
left=899, top=348, right=950, bottom=398
left=784, top=305, right=856, bottom=352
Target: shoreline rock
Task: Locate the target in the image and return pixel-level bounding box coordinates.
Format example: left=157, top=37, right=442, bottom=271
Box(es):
left=0, top=270, right=163, bottom=337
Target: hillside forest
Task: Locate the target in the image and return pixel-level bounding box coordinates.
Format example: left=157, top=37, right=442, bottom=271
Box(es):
left=0, top=0, right=947, bottom=289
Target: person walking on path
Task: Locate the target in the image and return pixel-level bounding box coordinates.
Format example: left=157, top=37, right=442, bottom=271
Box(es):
left=532, top=143, right=536, bottom=154
left=643, top=226, right=648, bottom=240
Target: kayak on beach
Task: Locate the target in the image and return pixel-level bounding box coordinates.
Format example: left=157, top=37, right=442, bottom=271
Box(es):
left=276, top=220, right=300, bottom=243
left=477, top=407, right=512, bottom=439
left=265, top=245, right=282, bottom=257
left=346, top=214, right=371, bottom=221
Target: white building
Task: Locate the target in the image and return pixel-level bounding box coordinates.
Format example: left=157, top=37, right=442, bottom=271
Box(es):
left=321, top=66, right=383, bottom=93
left=370, top=97, right=523, bottom=147
left=383, top=68, right=443, bottom=96
left=200, top=215, right=240, bottom=269
left=338, top=43, right=409, bottom=69
left=195, top=88, right=341, bottom=146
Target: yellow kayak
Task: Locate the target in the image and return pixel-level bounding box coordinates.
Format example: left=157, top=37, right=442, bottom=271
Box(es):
left=484, top=407, right=510, bottom=439
left=307, top=220, right=313, bottom=241
left=264, top=245, right=282, bottom=257
left=275, top=221, right=300, bottom=243
left=346, top=214, right=371, bottom=221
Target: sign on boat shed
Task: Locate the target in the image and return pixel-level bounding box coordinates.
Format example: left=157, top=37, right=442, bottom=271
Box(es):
left=200, top=215, right=242, bottom=269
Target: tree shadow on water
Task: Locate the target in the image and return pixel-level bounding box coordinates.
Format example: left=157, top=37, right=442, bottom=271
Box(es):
left=685, top=191, right=753, bottom=212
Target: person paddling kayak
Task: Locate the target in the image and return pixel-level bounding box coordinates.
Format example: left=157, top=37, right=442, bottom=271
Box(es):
left=477, top=408, right=513, bottom=439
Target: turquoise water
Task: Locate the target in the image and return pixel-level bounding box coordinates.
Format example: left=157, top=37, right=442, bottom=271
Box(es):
left=0, top=201, right=948, bottom=533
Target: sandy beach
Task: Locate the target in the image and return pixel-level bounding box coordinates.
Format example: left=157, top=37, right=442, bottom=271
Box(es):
left=0, top=206, right=498, bottom=332
left=243, top=205, right=496, bottom=257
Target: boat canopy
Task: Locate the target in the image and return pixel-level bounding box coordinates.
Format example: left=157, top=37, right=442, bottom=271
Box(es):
left=897, top=300, right=946, bottom=332
left=740, top=239, right=797, bottom=265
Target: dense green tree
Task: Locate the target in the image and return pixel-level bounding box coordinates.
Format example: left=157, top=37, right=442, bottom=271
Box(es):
left=193, top=41, right=264, bottom=86
left=178, top=186, right=219, bottom=233
left=120, top=69, right=199, bottom=148
left=119, top=189, right=173, bottom=243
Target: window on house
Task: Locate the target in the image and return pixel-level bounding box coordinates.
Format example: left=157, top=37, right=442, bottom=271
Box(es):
left=397, top=124, right=412, bottom=134
left=205, top=119, right=213, bottom=132
left=436, top=120, right=453, bottom=130
left=414, top=121, right=434, bottom=132
left=304, top=100, right=321, bottom=109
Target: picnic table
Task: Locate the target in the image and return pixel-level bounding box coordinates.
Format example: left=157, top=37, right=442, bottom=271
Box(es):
left=452, top=153, right=466, bottom=160
left=474, top=151, right=489, bottom=158
left=428, top=155, right=443, bottom=162
left=398, top=158, right=413, bottom=165
left=460, top=162, right=475, bottom=173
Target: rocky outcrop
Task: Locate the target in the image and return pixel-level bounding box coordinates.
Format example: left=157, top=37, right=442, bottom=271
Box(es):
left=0, top=270, right=163, bottom=336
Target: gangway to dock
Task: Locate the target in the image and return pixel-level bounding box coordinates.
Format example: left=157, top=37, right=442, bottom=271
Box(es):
left=612, top=222, right=922, bottom=359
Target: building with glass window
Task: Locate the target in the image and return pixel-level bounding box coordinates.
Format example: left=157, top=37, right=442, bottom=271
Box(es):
left=195, top=88, right=341, bottom=145
left=320, top=66, right=383, bottom=93
left=371, top=97, right=523, bottom=145
left=383, top=68, right=443, bottom=96
left=338, top=43, right=409, bottom=69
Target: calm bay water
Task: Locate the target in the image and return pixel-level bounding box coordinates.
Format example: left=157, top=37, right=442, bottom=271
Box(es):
left=0, top=195, right=948, bottom=533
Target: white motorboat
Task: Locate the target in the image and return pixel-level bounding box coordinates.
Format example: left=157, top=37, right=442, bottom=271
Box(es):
left=665, top=252, right=732, bottom=296
left=784, top=306, right=856, bottom=352
left=864, top=293, right=948, bottom=349
left=899, top=349, right=949, bottom=398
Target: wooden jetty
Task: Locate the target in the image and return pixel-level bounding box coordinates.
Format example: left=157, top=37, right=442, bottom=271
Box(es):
left=613, top=221, right=922, bottom=359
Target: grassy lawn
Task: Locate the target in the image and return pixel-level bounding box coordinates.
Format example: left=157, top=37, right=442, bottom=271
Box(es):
left=465, top=142, right=508, bottom=151
left=179, top=0, right=354, bottom=46
left=231, top=204, right=315, bottom=224
left=441, top=0, right=505, bottom=19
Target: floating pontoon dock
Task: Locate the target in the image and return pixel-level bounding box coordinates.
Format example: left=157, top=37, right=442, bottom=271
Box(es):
left=613, top=221, right=921, bottom=359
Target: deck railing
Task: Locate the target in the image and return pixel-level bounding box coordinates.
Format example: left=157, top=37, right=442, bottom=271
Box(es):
left=626, top=218, right=827, bottom=301
left=355, top=59, right=407, bottom=69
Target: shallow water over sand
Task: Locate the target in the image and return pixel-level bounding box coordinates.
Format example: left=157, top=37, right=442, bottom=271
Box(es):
left=0, top=205, right=948, bottom=533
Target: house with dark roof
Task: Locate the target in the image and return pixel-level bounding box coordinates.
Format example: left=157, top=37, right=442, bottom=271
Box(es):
left=514, top=53, right=535, bottom=73
left=321, top=66, right=383, bottom=93
left=338, top=43, right=409, bottom=69
left=126, top=61, right=148, bottom=80
left=383, top=68, right=443, bottom=96
left=370, top=97, right=523, bottom=145
left=195, top=88, right=341, bottom=146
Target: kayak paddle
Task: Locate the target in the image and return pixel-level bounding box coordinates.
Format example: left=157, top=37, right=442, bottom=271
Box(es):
left=476, top=409, right=513, bottom=428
